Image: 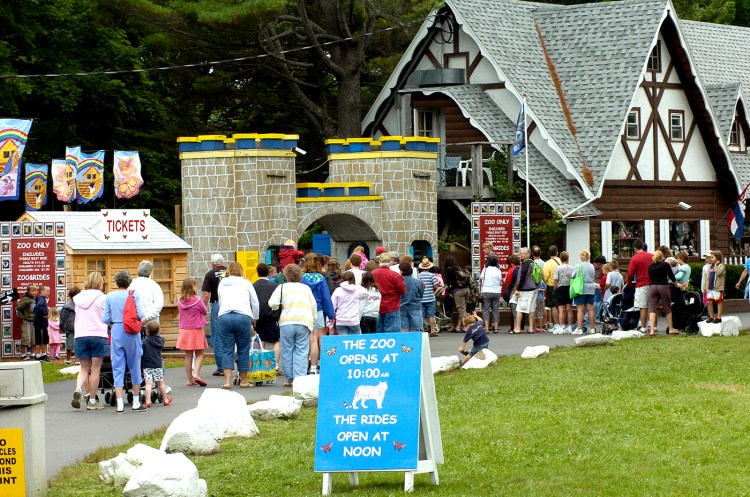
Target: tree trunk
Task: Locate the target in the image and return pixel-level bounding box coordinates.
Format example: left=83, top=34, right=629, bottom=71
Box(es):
left=336, top=67, right=362, bottom=138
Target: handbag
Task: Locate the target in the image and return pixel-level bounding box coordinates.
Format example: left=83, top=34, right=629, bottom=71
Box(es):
left=569, top=266, right=584, bottom=299
left=246, top=334, right=276, bottom=384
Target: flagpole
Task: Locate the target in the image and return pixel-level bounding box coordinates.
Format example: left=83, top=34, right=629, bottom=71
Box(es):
left=524, top=94, right=530, bottom=248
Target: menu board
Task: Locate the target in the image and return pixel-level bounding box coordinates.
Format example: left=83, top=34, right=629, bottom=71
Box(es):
left=314, top=332, right=424, bottom=472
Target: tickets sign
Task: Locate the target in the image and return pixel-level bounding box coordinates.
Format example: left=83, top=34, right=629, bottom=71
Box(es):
left=100, top=209, right=151, bottom=242
left=314, top=332, right=423, bottom=472
left=471, top=202, right=521, bottom=274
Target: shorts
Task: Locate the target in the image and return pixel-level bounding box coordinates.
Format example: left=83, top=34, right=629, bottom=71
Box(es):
left=144, top=367, right=164, bottom=382
left=534, top=298, right=545, bottom=320
left=470, top=342, right=489, bottom=356
left=634, top=286, right=649, bottom=309
left=65, top=331, right=75, bottom=351
left=648, top=284, right=672, bottom=313
left=74, top=336, right=110, bottom=360
left=555, top=286, right=571, bottom=306
left=573, top=294, right=595, bottom=306
left=545, top=285, right=557, bottom=308
left=516, top=290, right=537, bottom=314
left=34, top=325, right=49, bottom=346
left=706, top=290, right=724, bottom=302
left=400, top=308, right=423, bottom=331
left=21, top=320, right=33, bottom=347
left=421, top=300, right=436, bottom=318
left=314, top=310, right=325, bottom=329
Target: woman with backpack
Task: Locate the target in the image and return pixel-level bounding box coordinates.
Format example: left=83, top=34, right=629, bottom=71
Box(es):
left=442, top=255, right=470, bottom=333
left=573, top=250, right=597, bottom=334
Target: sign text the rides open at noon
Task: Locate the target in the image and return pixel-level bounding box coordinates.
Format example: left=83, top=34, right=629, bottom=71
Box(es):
left=314, top=332, right=423, bottom=472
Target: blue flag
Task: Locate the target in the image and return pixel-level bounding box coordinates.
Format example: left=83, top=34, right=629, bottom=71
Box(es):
left=512, top=103, right=526, bottom=157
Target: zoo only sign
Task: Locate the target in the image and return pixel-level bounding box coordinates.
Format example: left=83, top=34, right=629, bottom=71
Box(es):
left=314, top=333, right=423, bottom=472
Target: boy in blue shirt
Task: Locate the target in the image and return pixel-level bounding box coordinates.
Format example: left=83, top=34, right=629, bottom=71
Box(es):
left=459, top=312, right=490, bottom=365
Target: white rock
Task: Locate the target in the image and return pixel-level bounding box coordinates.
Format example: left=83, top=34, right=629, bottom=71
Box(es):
left=521, top=345, right=549, bottom=359
left=462, top=349, right=498, bottom=369
left=721, top=316, right=741, bottom=337
left=160, top=408, right=224, bottom=455
left=431, top=355, right=461, bottom=374
left=99, top=443, right=164, bottom=487
left=293, top=374, right=320, bottom=406
left=612, top=329, right=644, bottom=340
left=59, top=365, right=80, bottom=375
left=123, top=452, right=207, bottom=497
left=248, top=395, right=303, bottom=420
left=98, top=453, right=121, bottom=485
left=125, top=443, right=164, bottom=466
left=699, top=321, right=722, bottom=337
left=196, top=389, right=259, bottom=438
left=574, top=333, right=614, bottom=347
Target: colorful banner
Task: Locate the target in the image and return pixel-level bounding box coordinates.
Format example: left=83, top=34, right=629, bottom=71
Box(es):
left=75, top=150, right=104, bottom=204
left=113, top=150, right=144, bottom=199
left=24, top=163, right=48, bottom=211
left=471, top=201, right=522, bottom=275
left=0, top=119, right=32, bottom=201
left=65, top=146, right=80, bottom=203
left=51, top=158, right=76, bottom=203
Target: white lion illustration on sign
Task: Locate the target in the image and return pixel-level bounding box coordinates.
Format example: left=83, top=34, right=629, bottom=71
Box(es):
left=350, top=381, right=388, bottom=409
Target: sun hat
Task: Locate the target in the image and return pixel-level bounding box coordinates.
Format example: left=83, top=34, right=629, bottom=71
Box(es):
left=418, top=257, right=434, bottom=270
left=378, top=253, right=392, bottom=265
left=284, top=239, right=296, bottom=247
left=211, top=254, right=224, bottom=264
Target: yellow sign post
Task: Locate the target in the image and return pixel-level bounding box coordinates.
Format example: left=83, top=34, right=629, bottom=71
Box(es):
left=236, top=250, right=259, bottom=282
left=0, top=428, right=25, bottom=497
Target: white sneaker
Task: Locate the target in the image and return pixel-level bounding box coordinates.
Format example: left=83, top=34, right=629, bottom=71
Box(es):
left=563, top=326, right=572, bottom=334
left=553, top=325, right=563, bottom=335
left=571, top=327, right=583, bottom=335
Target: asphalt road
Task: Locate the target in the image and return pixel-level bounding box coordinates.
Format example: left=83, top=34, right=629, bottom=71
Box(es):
left=42, top=312, right=750, bottom=479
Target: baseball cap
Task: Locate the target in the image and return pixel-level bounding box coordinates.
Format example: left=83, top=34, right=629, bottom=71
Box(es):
left=211, top=253, right=224, bottom=264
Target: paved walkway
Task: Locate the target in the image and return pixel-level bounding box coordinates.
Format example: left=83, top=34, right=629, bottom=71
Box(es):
left=43, top=311, right=750, bottom=479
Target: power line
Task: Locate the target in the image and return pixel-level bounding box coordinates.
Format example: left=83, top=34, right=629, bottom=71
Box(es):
left=0, top=14, right=436, bottom=80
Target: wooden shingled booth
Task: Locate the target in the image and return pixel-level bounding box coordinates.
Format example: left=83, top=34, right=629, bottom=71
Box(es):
left=18, top=211, right=191, bottom=348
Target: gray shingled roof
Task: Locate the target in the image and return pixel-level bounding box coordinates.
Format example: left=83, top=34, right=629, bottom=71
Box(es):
left=449, top=0, right=666, bottom=195
left=441, top=85, right=517, bottom=143
left=704, top=83, right=740, bottom=141
left=24, top=211, right=190, bottom=253
left=681, top=20, right=750, bottom=91
left=514, top=145, right=601, bottom=217
left=730, top=153, right=750, bottom=191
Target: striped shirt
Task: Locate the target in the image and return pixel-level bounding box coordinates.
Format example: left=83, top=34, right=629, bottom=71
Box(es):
left=418, top=270, right=436, bottom=302
left=268, top=282, right=318, bottom=332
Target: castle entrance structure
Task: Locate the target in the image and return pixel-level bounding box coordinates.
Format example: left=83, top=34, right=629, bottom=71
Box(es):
left=179, top=134, right=439, bottom=277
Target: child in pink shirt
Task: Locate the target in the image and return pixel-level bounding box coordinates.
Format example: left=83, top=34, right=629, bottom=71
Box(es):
left=48, top=307, right=62, bottom=360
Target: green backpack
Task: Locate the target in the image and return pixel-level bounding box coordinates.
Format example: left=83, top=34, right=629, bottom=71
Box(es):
left=526, top=259, right=543, bottom=285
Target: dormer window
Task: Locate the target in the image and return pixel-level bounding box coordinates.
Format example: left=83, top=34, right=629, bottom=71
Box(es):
left=647, top=41, right=661, bottom=72
left=730, top=120, right=740, bottom=146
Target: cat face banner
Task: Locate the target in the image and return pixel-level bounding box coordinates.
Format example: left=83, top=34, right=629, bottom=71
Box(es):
left=24, top=163, right=48, bottom=211
left=64, top=146, right=80, bottom=203
left=113, top=150, right=144, bottom=199
left=0, top=119, right=33, bottom=201
left=75, top=150, right=105, bottom=204
left=51, top=158, right=76, bottom=203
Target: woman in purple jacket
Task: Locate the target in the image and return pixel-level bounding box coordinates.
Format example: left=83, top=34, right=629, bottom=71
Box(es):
left=177, top=277, right=209, bottom=386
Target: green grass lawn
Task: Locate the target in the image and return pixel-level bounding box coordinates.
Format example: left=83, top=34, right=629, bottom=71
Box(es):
left=47, top=336, right=750, bottom=496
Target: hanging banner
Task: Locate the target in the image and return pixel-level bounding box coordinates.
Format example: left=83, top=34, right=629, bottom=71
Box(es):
left=65, top=146, right=80, bottom=203
left=51, top=158, right=76, bottom=203
left=0, top=119, right=32, bottom=201
left=113, top=150, right=144, bottom=199
left=75, top=150, right=104, bottom=204
left=24, top=163, right=48, bottom=211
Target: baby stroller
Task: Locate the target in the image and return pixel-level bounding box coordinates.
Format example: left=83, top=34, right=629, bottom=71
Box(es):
left=618, top=285, right=641, bottom=331
left=98, top=355, right=138, bottom=406
left=433, top=284, right=453, bottom=331
left=680, top=290, right=705, bottom=335
left=600, top=294, right=623, bottom=335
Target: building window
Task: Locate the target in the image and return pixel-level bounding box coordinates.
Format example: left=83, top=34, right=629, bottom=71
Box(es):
left=626, top=110, right=640, bottom=140
left=730, top=119, right=740, bottom=147
left=669, top=111, right=684, bottom=142
left=414, top=109, right=436, bottom=137
left=669, top=221, right=700, bottom=257
left=152, top=258, right=173, bottom=304
left=647, top=42, right=661, bottom=72
left=86, top=259, right=107, bottom=292
left=611, top=221, right=644, bottom=259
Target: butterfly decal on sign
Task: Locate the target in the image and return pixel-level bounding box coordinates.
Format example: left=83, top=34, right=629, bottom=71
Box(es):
left=393, top=441, right=406, bottom=451
left=401, top=344, right=412, bottom=353
left=320, top=442, right=332, bottom=453
left=325, top=346, right=337, bottom=356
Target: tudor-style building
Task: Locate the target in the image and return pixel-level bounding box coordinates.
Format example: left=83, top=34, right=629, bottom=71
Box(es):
left=363, top=0, right=750, bottom=261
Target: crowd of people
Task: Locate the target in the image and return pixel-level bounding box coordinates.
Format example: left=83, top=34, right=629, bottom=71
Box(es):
left=12, top=237, right=743, bottom=413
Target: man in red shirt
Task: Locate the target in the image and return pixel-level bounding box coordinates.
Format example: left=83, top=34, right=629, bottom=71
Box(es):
left=626, top=239, right=652, bottom=331
left=372, top=253, right=406, bottom=333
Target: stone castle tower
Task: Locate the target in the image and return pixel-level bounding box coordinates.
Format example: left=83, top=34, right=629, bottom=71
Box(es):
left=178, top=134, right=438, bottom=277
